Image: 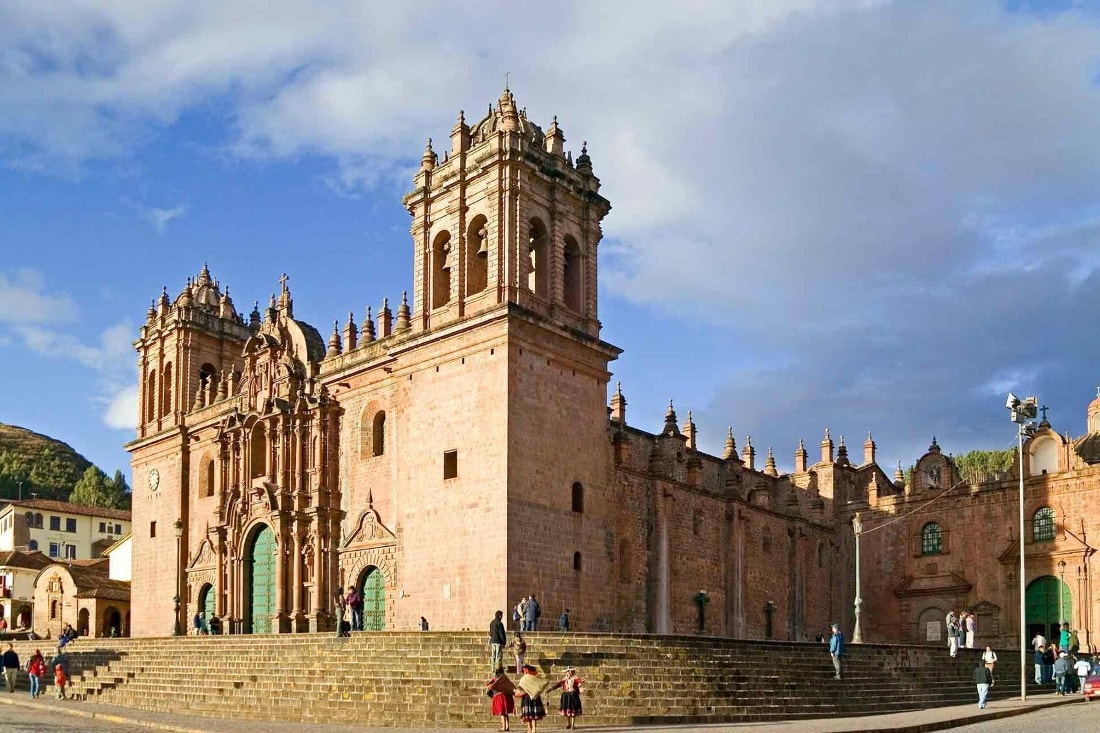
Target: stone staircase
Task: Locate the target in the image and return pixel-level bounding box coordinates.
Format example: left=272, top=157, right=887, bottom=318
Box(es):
left=8, top=634, right=1046, bottom=727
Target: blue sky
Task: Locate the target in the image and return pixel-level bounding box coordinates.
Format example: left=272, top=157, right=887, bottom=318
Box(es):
left=2, top=0, right=1099, bottom=481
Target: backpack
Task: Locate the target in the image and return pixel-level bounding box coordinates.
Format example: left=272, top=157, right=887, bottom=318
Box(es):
left=512, top=606, right=521, bottom=622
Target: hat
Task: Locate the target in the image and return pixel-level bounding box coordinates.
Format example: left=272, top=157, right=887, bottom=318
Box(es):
left=521, top=664, right=538, bottom=673
left=563, top=667, right=576, bottom=674
left=830, top=621, right=840, bottom=628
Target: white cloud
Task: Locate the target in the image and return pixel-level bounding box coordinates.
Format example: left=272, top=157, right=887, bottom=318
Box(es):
left=120, top=199, right=189, bottom=233
left=102, top=384, right=139, bottom=430
left=0, top=269, right=77, bottom=324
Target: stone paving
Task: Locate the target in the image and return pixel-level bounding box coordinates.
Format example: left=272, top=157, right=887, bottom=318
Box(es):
left=0, top=689, right=1082, bottom=733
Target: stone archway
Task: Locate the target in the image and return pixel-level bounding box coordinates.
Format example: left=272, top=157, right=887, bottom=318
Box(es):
left=357, top=565, right=385, bottom=631
left=245, top=525, right=277, bottom=634
left=916, top=606, right=945, bottom=645
left=1026, top=575, right=1070, bottom=642
left=103, top=607, right=122, bottom=637
left=199, top=583, right=216, bottom=626
left=77, top=608, right=90, bottom=636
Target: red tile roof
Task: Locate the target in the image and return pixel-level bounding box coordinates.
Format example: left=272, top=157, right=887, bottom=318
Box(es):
left=1, top=499, right=131, bottom=522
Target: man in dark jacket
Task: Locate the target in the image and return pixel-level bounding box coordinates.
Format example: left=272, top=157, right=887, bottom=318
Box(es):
left=489, top=611, right=507, bottom=671
left=524, top=595, right=541, bottom=631
left=2, top=643, right=19, bottom=693
left=974, top=660, right=992, bottom=708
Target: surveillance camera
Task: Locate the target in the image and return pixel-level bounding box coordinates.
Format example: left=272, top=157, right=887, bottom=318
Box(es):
left=1006, top=393, right=1020, bottom=410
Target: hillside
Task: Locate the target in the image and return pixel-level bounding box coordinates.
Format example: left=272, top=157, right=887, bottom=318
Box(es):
left=0, top=422, right=94, bottom=501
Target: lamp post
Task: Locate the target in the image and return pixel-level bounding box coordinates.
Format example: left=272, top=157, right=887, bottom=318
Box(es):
left=1058, top=559, right=1067, bottom=626
left=173, top=518, right=184, bottom=636
left=1007, top=392, right=1038, bottom=701
left=852, top=511, right=864, bottom=644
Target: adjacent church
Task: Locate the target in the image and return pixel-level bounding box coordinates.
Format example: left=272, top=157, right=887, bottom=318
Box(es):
left=127, top=89, right=1099, bottom=648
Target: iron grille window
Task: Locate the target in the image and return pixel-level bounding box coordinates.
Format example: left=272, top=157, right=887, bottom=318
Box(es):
left=1033, top=507, right=1056, bottom=541
left=921, top=522, right=943, bottom=555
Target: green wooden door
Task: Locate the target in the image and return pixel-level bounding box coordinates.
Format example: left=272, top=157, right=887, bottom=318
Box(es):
left=1026, top=575, right=1071, bottom=636
left=201, top=584, right=216, bottom=622
left=361, top=566, right=385, bottom=630
left=247, top=526, right=276, bottom=634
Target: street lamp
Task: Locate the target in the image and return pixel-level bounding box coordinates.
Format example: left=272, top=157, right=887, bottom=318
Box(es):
left=1007, top=392, right=1038, bottom=701
left=1058, top=560, right=1067, bottom=626
left=173, top=518, right=184, bottom=636
left=852, top=511, right=864, bottom=644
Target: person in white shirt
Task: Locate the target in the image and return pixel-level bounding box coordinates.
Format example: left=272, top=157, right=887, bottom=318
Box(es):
left=1074, top=655, right=1091, bottom=692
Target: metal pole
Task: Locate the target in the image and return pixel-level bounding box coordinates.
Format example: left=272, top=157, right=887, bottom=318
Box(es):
left=853, top=521, right=863, bottom=643
left=1019, top=424, right=1027, bottom=701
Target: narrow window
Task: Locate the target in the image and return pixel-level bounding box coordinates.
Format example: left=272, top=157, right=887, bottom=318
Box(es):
left=528, top=218, right=548, bottom=296
left=466, top=215, right=489, bottom=296
left=24, top=512, right=33, bottom=526
left=432, top=231, right=452, bottom=308
left=50, top=600, right=58, bottom=620
left=49, top=516, right=60, bottom=531
left=203, top=458, right=215, bottom=498
left=162, top=362, right=173, bottom=417
left=64, top=545, right=76, bottom=560
left=573, top=551, right=582, bottom=571
left=146, top=370, right=157, bottom=422
left=443, top=450, right=458, bottom=480
left=65, top=518, right=76, bottom=533
left=372, top=411, right=386, bottom=457
left=1033, top=507, right=1056, bottom=542
left=115, top=523, right=122, bottom=535
left=250, top=424, right=266, bottom=479
left=150, top=521, right=157, bottom=538
left=34, top=513, right=43, bottom=529
left=49, top=542, right=59, bottom=558
left=563, top=235, right=582, bottom=312
left=920, top=522, right=943, bottom=555
left=99, top=522, right=106, bottom=533
left=571, top=482, right=584, bottom=513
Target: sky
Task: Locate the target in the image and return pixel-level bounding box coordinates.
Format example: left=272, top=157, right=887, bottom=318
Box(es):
left=2, top=0, right=1100, bottom=482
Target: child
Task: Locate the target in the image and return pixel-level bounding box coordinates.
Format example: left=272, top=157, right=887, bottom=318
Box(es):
left=515, top=664, right=548, bottom=733
left=511, top=633, right=527, bottom=675
left=486, top=666, right=516, bottom=731
left=549, top=667, right=584, bottom=729
left=53, top=663, right=67, bottom=699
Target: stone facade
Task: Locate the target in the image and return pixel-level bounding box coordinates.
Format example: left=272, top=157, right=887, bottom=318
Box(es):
left=125, top=88, right=1100, bottom=647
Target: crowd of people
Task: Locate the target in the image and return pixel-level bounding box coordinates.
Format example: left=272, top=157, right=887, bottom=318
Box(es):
left=1, top=643, right=71, bottom=699
left=1030, top=625, right=1097, bottom=696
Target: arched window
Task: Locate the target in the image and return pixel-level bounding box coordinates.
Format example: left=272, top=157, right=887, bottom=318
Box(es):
left=50, top=600, right=58, bottom=620
left=146, top=370, right=157, bottom=422
left=921, top=522, right=943, bottom=555
left=1033, top=506, right=1056, bottom=542
left=199, top=363, right=218, bottom=400
left=466, top=215, right=489, bottom=296
left=528, top=218, right=548, bottom=297
left=563, top=235, right=582, bottom=312
left=571, top=482, right=584, bottom=513
left=23, top=512, right=33, bottom=526
left=203, top=457, right=215, bottom=498
left=372, top=411, right=386, bottom=457
left=250, top=424, right=267, bottom=479
left=432, top=231, right=452, bottom=309
left=161, top=362, right=173, bottom=417
left=573, top=551, right=582, bottom=571
left=1029, top=436, right=1058, bottom=476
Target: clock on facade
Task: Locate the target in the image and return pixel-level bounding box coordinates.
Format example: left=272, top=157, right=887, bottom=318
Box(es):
left=148, top=468, right=160, bottom=492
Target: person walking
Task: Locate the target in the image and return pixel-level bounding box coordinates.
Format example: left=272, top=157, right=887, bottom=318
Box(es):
left=2, top=643, right=20, bottom=693
left=982, top=646, right=997, bottom=682
left=559, top=609, right=570, bottom=632
left=1054, top=651, right=1071, bottom=695
left=486, top=666, right=516, bottom=731
left=26, top=649, right=44, bottom=698
left=829, top=622, right=845, bottom=680
left=490, top=610, right=508, bottom=671
left=1074, top=654, right=1091, bottom=693
left=974, top=660, right=992, bottom=709
left=49, top=647, right=68, bottom=700
left=1042, top=645, right=1055, bottom=685
left=524, top=595, right=541, bottom=632
left=333, top=586, right=348, bottom=637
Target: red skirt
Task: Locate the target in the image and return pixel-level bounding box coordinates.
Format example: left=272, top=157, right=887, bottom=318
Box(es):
left=492, top=692, right=515, bottom=716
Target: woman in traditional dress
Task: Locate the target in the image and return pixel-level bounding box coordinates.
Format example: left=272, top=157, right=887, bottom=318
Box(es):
left=549, top=667, right=584, bottom=729
left=486, top=666, right=516, bottom=731
left=515, top=663, right=548, bottom=733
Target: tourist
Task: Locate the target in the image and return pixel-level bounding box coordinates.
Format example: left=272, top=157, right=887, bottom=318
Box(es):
left=1069, top=629, right=1080, bottom=655
left=973, top=660, right=992, bottom=709
left=559, top=609, right=570, bottom=632
left=548, top=666, right=584, bottom=729
left=1031, top=631, right=1047, bottom=652
left=208, top=616, right=222, bottom=635
left=490, top=610, right=508, bottom=671
left=347, top=586, right=363, bottom=632
left=1033, top=645, right=1045, bottom=685
left=486, top=666, right=516, bottom=731
left=1074, top=654, right=1091, bottom=692
left=333, top=587, right=347, bottom=637
left=1059, top=623, right=1071, bottom=652
left=2, top=643, right=20, bottom=693
left=524, top=595, right=541, bottom=632
left=511, top=632, right=527, bottom=675
left=1054, top=651, right=1071, bottom=695
left=947, top=612, right=959, bottom=657
left=26, top=649, right=44, bottom=698
left=50, top=647, right=68, bottom=700
left=964, top=612, right=976, bottom=649
left=1041, top=645, right=1055, bottom=685
left=513, top=598, right=525, bottom=631
left=420, top=616, right=429, bottom=631
left=982, top=646, right=997, bottom=679
left=829, top=622, right=845, bottom=680
left=193, top=611, right=207, bottom=635
left=515, top=664, right=548, bottom=733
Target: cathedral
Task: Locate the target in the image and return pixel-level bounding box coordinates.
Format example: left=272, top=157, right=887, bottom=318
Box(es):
left=127, top=89, right=1100, bottom=647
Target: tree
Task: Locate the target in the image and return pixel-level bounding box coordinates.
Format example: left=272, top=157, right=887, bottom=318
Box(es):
left=952, top=449, right=1016, bottom=485
left=70, top=466, right=130, bottom=509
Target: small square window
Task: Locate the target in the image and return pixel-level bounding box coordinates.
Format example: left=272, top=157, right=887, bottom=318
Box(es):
left=99, top=522, right=106, bottom=533
left=65, top=518, right=77, bottom=533
left=150, top=521, right=157, bottom=538
left=443, top=450, right=458, bottom=480
left=115, top=524, right=122, bottom=535
left=49, top=516, right=60, bottom=531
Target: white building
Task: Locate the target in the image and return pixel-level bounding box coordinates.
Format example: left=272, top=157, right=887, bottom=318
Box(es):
left=0, top=499, right=131, bottom=561
left=0, top=550, right=50, bottom=630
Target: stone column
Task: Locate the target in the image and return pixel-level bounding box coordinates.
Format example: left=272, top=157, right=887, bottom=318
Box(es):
left=657, top=488, right=671, bottom=634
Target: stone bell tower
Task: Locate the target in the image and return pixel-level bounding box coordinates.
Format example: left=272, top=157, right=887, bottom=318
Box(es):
left=403, top=87, right=611, bottom=337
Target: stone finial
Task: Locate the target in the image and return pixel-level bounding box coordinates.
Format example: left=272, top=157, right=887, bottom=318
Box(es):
left=610, top=382, right=627, bottom=424
left=420, top=138, right=437, bottom=173
left=683, top=411, right=697, bottom=451
left=158, top=286, right=170, bottom=316
left=499, top=88, right=518, bottom=131
left=249, top=301, right=261, bottom=329
left=821, top=426, right=834, bottom=464
left=343, top=311, right=358, bottom=351
left=663, top=399, right=679, bottom=436
left=177, top=278, right=194, bottom=308
left=723, top=427, right=737, bottom=460
left=863, top=431, right=876, bottom=465
left=576, top=140, right=592, bottom=175
left=451, top=109, right=470, bottom=156
left=396, top=290, right=411, bottom=331
left=546, top=115, right=565, bottom=156
left=795, top=438, right=808, bottom=473
left=326, top=320, right=342, bottom=357
left=764, top=446, right=778, bottom=477
left=836, top=435, right=850, bottom=466
left=894, top=461, right=905, bottom=486
left=146, top=300, right=157, bottom=322
left=217, top=369, right=228, bottom=401
left=219, top=286, right=236, bottom=321
left=742, top=435, right=756, bottom=470
left=379, top=297, right=393, bottom=338
left=360, top=305, right=376, bottom=343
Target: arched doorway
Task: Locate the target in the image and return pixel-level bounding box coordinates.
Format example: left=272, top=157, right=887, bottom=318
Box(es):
left=1026, top=575, right=1071, bottom=641
left=246, top=525, right=276, bottom=634
left=917, top=606, right=945, bottom=645
left=16, top=605, right=30, bottom=630
left=357, top=566, right=385, bottom=631
left=199, top=583, right=216, bottom=625
left=77, top=608, right=90, bottom=636
left=103, top=607, right=121, bottom=637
